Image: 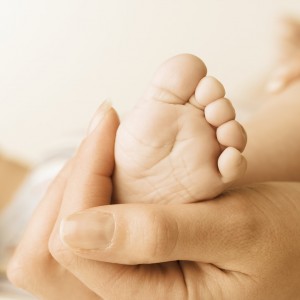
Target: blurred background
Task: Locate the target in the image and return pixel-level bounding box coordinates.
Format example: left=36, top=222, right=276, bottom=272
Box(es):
left=0, top=0, right=300, bottom=165
left=1, top=1, right=300, bottom=298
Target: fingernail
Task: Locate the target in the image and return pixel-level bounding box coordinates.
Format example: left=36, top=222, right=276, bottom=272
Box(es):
left=60, top=211, right=115, bottom=250
left=87, top=100, right=112, bottom=135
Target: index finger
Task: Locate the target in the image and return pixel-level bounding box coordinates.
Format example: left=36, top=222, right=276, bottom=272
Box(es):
left=48, top=101, right=120, bottom=260
left=7, top=159, right=101, bottom=299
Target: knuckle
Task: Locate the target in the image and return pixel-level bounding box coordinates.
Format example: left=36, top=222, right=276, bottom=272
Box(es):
left=7, top=248, right=52, bottom=291
left=226, top=198, right=260, bottom=247
left=234, top=211, right=258, bottom=243
left=7, top=258, right=29, bottom=289
left=48, top=235, right=76, bottom=268
left=132, top=209, right=178, bottom=262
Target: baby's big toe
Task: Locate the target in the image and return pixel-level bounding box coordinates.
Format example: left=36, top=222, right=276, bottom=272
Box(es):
left=144, top=54, right=207, bottom=105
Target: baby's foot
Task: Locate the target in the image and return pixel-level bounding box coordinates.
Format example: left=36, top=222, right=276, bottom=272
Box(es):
left=113, top=54, right=247, bottom=204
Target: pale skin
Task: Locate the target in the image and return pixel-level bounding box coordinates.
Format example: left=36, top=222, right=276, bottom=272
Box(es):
left=267, top=17, right=300, bottom=93
left=7, top=51, right=300, bottom=299
left=113, top=55, right=247, bottom=204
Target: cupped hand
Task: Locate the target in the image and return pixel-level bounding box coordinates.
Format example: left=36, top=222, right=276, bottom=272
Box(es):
left=53, top=183, right=300, bottom=300
left=8, top=104, right=300, bottom=300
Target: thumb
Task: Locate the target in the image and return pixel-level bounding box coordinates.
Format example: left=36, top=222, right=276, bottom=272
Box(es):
left=59, top=195, right=253, bottom=265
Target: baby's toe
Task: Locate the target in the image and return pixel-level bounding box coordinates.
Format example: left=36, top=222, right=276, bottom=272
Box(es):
left=190, top=76, right=225, bottom=108
left=204, top=98, right=236, bottom=127
left=145, top=54, right=207, bottom=105
left=218, top=147, right=247, bottom=183
left=216, top=120, right=247, bottom=152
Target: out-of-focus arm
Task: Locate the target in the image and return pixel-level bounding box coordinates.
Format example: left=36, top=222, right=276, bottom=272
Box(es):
left=0, top=154, right=30, bottom=211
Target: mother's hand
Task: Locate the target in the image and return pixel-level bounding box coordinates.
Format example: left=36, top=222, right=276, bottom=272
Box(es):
left=53, top=183, right=300, bottom=300
left=8, top=104, right=300, bottom=299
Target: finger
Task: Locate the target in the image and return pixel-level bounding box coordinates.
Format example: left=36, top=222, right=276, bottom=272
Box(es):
left=9, top=100, right=120, bottom=299
left=46, top=102, right=129, bottom=299
left=49, top=102, right=119, bottom=254
left=55, top=257, right=188, bottom=300
left=7, top=160, right=101, bottom=299
left=57, top=101, right=119, bottom=217
left=59, top=192, right=255, bottom=265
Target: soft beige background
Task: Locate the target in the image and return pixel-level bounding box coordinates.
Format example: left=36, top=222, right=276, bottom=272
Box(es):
left=1, top=0, right=300, bottom=164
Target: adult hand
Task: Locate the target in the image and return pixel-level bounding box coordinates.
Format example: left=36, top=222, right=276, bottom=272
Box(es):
left=7, top=101, right=119, bottom=299
left=8, top=103, right=300, bottom=299
left=53, top=183, right=300, bottom=300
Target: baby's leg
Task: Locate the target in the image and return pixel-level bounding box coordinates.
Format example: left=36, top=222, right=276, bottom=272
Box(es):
left=267, top=17, right=300, bottom=93
left=241, top=77, right=300, bottom=185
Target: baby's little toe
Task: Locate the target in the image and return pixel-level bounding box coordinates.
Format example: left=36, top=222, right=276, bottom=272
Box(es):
left=218, top=147, right=247, bottom=183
